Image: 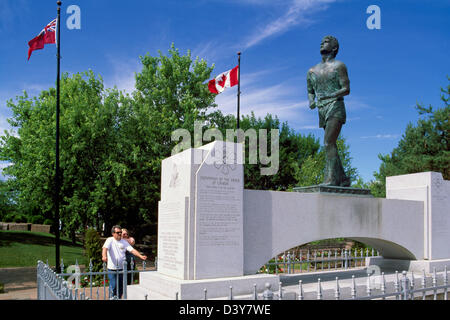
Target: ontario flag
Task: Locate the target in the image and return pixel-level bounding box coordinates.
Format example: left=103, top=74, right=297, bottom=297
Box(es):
left=27, top=18, right=57, bottom=60
left=208, top=66, right=239, bottom=94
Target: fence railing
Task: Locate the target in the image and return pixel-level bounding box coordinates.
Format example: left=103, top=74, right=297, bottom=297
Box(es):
left=37, top=258, right=154, bottom=300
left=172, top=266, right=448, bottom=300
left=302, top=266, right=449, bottom=300
left=262, top=248, right=380, bottom=274
left=37, top=258, right=448, bottom=300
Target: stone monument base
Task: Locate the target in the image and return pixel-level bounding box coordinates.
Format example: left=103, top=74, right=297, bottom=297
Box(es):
left=127, top=272, right=280, bottom=300
left=293, top=185, right=373, bottom=197
left=367, top=257, right=450, bottom=274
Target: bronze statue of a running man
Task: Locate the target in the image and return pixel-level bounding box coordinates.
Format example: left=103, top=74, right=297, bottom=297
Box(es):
left=307, top=35, right=351, bottom=187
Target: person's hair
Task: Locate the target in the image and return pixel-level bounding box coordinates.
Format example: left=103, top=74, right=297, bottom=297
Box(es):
left=111, top=225, right=122, bottom=234
left=121, top=228, right=129, bottom=236
left=322, top=35, right=339, bottom=57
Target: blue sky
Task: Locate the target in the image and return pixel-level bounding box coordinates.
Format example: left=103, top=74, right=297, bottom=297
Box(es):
left=0, top=0, right=449, bottom=182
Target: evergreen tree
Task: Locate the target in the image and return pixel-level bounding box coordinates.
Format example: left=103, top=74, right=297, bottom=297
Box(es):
left=371, top=79, right=450, bottom=197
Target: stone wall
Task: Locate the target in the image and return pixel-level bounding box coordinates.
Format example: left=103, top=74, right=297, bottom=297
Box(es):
left=7, top=223, right=31, bottom=231
left=30, top=224, right=51, bottom=233
left=0, top=222, right=51, bottom=234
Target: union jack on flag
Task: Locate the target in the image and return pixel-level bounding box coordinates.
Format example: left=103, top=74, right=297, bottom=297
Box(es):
left=40, top=19, right=57, bottom=35
left=27, top=18, right=58, bottom=60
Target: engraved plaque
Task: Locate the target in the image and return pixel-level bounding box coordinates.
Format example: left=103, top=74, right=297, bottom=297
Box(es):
left=194, top=142, right=244, bottom=279
left=157, top=199, right=187, bottom=279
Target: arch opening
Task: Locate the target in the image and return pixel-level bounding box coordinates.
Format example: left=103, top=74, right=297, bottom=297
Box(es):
left=255, top=237, right=416, bottom=275
left=274, top=237, right=417, bottom=262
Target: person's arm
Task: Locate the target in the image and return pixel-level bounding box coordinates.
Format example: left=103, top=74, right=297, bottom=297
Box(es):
left=129, top=237, right=135, bottom=246
left=102, top=238, right=111, bottom=263
left=102, top=247, right=108, bottom=263
left=130, top=249, right=147, bottom=261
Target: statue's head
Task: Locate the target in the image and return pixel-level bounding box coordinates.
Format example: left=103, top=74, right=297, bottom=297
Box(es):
left=320, top=35, right=339, bottom=58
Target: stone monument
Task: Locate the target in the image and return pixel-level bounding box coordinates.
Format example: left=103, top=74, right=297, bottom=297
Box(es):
left=127, top=141, right=279, bottom=299
left=127, top=138, right=450, bottom=299
left=125, top=37, right=450, bottom=300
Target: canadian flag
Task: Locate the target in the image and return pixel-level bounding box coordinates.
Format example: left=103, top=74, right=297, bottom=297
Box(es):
left=208, top=66, right=239, bottom=94
left=27, top=19, right=57, bottom=60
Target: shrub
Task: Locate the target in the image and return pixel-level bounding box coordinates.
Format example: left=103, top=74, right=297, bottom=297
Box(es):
left=84, top=228, right=103, bottom=273
left=12, top=214, right=27, bottom=223
left=30, top=215, right=44, bottom=224
left=3, top=213, right=15, bottom=222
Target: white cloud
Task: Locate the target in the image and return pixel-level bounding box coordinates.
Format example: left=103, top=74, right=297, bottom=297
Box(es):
left=103, top=55, right=140, bottom=94
left=298, top=125, right=321, bottom=130
left=214, top=68, right=315, bottom=127
left=0, top=86, right=48, bottom=137
left=228, top=0, right=286, bottom=5
left=0, top=92, right=14, bottom=136
left=360, top=134, right=400, bottom=139
left=191, top=41, right=223, bottom=65
left=0, top=162, right=12, bottom=170
left=0, top=162, right=12, bottom=181
left=22, top=83, right=50, bottom=94
left=0, top=117, right=14, bottom=136
left=192, top=0, right=338, bottom=63
left=345, top=96, right=375, bottom=111
left=242, top=0, right=337, bottom=49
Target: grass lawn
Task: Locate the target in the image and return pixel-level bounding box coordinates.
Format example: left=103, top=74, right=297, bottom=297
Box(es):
left=0, top=230, right=85, bottom=268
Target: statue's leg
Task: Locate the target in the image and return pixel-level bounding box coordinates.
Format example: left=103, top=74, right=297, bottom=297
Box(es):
left=322, top=117, right=349, bottom=186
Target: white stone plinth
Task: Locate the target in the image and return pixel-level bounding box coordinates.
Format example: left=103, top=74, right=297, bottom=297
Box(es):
left=158, top=141, right=244, bottom=280
left=127, top=271, right=279, bottom=300
left=386, top=172, right=450, bottom=260
left=367, top=256, right=450, bottom=274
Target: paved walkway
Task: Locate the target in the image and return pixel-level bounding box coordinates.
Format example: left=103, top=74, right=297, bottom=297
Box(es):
left=0, top=265, right=155, bottom=300
left=0, top=267, right=37, bottom=300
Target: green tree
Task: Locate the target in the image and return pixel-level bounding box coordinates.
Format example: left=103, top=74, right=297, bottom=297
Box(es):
left=0, top=44, right=220, bottom=238
left=207, top=111, right=355, bottom=191
left=0, top=42, right=363, bottom=242
left=296, top=136, right=360, bottom=187
left=0, top=71, right=129, bottom=240
left=0, top=179, right=18, bottom=221
left=371, top=79, right=450, bottom=197
left=237, top=113, right=321, bottom=191
left=120, top=44, right=218, bottom=228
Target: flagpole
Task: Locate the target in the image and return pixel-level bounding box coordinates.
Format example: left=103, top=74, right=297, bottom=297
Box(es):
left=237, top=52, right=241, bottom=129
left=55, top=0, right=62, bottom=272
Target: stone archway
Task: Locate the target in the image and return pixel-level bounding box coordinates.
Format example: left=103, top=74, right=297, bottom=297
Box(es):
left=243, top=189, right=423, bottom=275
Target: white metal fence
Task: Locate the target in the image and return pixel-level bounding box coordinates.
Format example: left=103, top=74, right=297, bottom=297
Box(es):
left=37, top=258, right=449, bottom=300
left=179, top=267, right=449, bottom=300
left=262, top=248, right=380, bottom=274
left=37, top=258, right=153, bottom=300
left=295, top=267, right=449, bottom=300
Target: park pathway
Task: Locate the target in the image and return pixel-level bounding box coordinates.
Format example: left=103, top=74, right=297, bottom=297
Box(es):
left=0, top=267, right=37, bottom=300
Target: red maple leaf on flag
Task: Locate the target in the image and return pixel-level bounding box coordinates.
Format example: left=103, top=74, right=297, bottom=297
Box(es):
left=208, top=66, right=239, bottom=94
